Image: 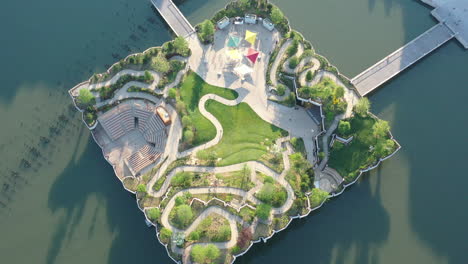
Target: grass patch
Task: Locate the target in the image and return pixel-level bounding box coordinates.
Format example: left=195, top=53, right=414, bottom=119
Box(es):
left=178, top=72, right=238, bottom=148
left=197, top=101, right=288, bottom=166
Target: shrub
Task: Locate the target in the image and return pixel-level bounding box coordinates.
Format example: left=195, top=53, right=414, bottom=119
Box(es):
left=168, top=88, right=177, bottom=99
left=277, top=84, right=286, bottom=96
left=171, top=172, right=193, bottom=188
left=189, top=230, right=200, bottom=241
left=151, top=54, right=170, bottom=74
left=288, top=56, right=299, bottom=69
left=191, top=244, right=220, bottom=264
left=256, top=203, right=271, bottom=220
left=183, top=129, right=194, bottom=144
left=181, top=116, right=192, bottom=127
left=338, top=121, right=351, bottom=136
left=236, top=227, right=252, bottom=249
left=287, top=40, right=299, bottom=57
left=136, top=184, right=146, bottom=193
left=306, top=70, right=313, bottom=82
left=372, top=120, right=390, bottom=139
left=147, top=208, right=161, bottom=221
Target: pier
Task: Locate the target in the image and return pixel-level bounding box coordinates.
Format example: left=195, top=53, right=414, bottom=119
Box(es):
left=352, top=0, right=468, bottom=96
left=151, top=0, right=195, bottom=37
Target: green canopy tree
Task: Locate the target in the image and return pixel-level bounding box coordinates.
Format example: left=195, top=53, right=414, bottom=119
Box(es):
left=198, top=20, right=214, bottom=43
left=151, top=54, right=170, bottom=74
left=270, top=6, right=284, bottom=24
left=191, top=244, right=220, bottom=264
left=337, top=120, right=351, bottom=136
left=175, top=204, right=193, bottom=227
left=77, top=89, right=95, bottom=108
left=372, top=119, right=390, bottom=139
left=255, top=203, right=271, bottom=220
left=173, top=36, right=189, bottom=56
left=354, top=97, right=370, bottom=116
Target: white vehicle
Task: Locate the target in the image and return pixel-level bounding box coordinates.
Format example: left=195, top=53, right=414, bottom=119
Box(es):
left=233, top=17, right=244, bottom=25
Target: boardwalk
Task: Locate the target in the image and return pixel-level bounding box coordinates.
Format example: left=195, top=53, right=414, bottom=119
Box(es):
left=352, top=23, right=454, bottom=96
left=151, top=0, right=195, bottom=37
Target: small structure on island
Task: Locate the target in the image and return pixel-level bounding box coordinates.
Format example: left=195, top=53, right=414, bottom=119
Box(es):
left=245, top=30, right=257, bottom=46
left=216, top=16, right=230, bottom=30
left=156, top=106, right=171, bottom=125
left=262, top=18, right=275, bottom=31
left=234, top=64, right=253, bottom=79
left=227, top=35, right=241, bottom=48
left=227, top=49, right=242, bottom=61
left=246, top=48, right=259, bottom=64
left=245, top=14, right=257, bottom=24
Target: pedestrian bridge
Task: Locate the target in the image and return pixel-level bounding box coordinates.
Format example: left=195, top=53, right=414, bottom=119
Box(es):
left=151, top=0, right=195, bottom=37
left=351, top=23, right=454, bottom=96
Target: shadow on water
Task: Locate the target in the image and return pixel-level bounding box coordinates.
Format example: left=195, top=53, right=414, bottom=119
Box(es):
left=368, top=0, right=468, bottom=263
left=46, top=139, right=166, bottom=264
left=237, top=169, right=390, bottom=264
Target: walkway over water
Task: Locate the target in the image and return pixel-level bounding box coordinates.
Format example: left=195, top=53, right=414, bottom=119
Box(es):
left=352, top=0, right=468, bottom=96
left=351, top=23, right=454, bottom=96
left=151, top=0, right=195, bottom=37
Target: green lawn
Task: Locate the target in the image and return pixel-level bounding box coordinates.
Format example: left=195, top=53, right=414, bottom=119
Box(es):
left=179, top=72, right=238, bottom=146
left=198, top=101, right=288, bottom=166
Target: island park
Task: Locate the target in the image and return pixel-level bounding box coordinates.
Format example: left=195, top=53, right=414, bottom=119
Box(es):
left=69, top=0, right=402, bottom=263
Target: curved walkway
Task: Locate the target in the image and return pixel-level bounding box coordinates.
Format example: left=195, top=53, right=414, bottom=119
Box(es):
left=269, top=39, right=292, bottom=87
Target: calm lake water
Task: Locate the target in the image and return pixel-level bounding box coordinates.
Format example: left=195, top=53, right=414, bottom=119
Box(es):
left=0, top=0, right=466, bottom=263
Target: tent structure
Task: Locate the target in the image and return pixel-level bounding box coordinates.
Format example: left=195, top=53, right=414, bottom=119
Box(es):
left=245, top=30, right=257, bottom=46
left=234, top=64, right=253, bottom=77
left=246, top=48, right=259, bottom=64
left=227, top=35, right=241, bottom=48
left=227, top=49, right=242, bottom=60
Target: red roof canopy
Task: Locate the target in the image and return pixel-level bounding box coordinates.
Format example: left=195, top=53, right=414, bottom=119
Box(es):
left=246, top=48, right=259, bottom=64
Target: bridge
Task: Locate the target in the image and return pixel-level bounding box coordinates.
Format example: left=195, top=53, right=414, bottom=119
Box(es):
left=352, top=0, right=468, bottom=96
left=151, top=0, right=195, bottom=37
left=351, top=23, right=454, bottom=96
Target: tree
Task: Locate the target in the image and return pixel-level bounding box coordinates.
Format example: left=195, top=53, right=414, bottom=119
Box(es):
left=168, top=88, right=177, bottom=99
left=337, top=120, right=351, bottom=136
left=257, top=183, right=275, bottom=204
left=354, top=97, right=370, bottom=116
left=237, top=227, right=252, bottom=248
left=175, top=204, right=193, bottom=227
left=183, top=129, right=194, bottom=144
left=372, top=120, right=390, bottom=139
left=255, top=203, right=271, bottom=220
left=173, top=36, right=189, bottom=56
left=270, top=6, right=284, bottom=24
left=144, top=70, right=153, bottom=82
left=198, top=20, right=214, bottom=43
left=333, top=86, right=345, bottom=99
left=147, top=208, right=161, bottom=221
left=181, top=116, right=192, bottom=127
left=151, top=54, right=170, bottom=74
left=306, top=70, right=313, bottom=82
left=310, top=188, right=329, bottom=207
left=77, top=89, right=95, bottom=108
left=288, top=56, right=299, bottom=69
left=159, top=227, right=172, bottom=243
left=287, top=39, right=299, bottom=57
left=277, top=84, right=286, bottom=96
left=191, top=244, right=220, bottom=264
left=374, top=139, right=395, bottom=157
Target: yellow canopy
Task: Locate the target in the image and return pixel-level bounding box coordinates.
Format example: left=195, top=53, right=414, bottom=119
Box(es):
left=245, top=30, right=257, bottom=46
left=227, top=49, right=242, bottom=60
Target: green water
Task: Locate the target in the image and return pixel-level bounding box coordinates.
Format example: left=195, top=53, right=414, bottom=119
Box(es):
left=0, top=0, right=465, bottom=263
